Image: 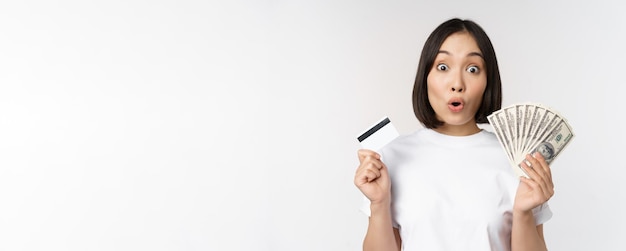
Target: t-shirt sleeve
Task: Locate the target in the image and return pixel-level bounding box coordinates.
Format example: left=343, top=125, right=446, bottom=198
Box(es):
left=532, top=202, right=553, bottom=225
left=359, top=196, right=400, bottom=228
left=359, top=195, right=371, bottom=216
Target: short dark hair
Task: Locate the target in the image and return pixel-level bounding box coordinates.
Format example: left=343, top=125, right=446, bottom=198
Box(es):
left=412, top=18, right=502, bottom=128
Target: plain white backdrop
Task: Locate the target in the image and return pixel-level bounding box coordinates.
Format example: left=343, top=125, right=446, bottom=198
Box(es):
left=0, top=0, right=624, bottom=250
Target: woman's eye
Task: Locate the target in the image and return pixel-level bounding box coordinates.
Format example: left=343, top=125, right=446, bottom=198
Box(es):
left=467, top=66, right=480, bottom=73
left=437, top=63, right=448, bottom=71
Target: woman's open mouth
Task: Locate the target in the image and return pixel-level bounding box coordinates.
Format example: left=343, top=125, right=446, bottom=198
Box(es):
left=448, top=98, right=464, bottom=112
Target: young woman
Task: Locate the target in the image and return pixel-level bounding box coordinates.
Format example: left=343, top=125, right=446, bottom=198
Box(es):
left=354, top=18, right=554, bottom=251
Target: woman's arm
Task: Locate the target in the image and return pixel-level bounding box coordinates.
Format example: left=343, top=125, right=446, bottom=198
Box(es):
left=511, top=214, right=546, bottom=251
left=363, top=201, right=401, bottom=251
left=512, top=153, right=554, bottom=251
left=354, top=149, right=401, bottom=251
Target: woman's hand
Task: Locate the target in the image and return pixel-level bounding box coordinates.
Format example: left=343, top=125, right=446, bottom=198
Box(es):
left=354, top=149, right=391, bottom=205
left=514, top=152, right=555, bottom=213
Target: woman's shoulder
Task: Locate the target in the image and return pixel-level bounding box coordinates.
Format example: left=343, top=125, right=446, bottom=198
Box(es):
left=379, top=128, right=429, bottom=155
left=386, top=128, right=427, bottom=146
left=478, top=129, right=499, bottom=142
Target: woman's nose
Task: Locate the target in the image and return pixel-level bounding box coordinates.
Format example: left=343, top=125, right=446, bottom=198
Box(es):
left=450, top=72, right=465, bottom=92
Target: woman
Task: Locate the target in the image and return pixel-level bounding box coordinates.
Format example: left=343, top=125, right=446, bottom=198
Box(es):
left=354, top=18, right=554, bottom=251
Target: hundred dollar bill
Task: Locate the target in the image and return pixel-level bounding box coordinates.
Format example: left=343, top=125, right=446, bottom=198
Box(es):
left=516, top=112, right=562, bottom=177
left=496, top=111, right=516, bottom=164
left=515, top=104, right=524, bottom=156
left=524, top=105, right=548, bottom=158
left=525, top=110, right=557, bottom=159
left=519, top=104, right=532, bottom=157
left=528, top=120, right=573, bottom=164
left=516, top=120, right=574, bottom=177
left=489, top=103, right=575, bottom=178
left=488, top=111, right=515, bottom=167
left=522, top=110, right=561, bottom=158
left=504, top=106, right=519, bottom=156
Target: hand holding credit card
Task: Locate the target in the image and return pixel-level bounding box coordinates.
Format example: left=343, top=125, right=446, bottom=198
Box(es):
left=357, top=117, right=399, bottom=152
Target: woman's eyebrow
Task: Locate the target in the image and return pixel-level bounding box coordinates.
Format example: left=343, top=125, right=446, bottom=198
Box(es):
left=467, top=51, right=484, bottom=59
left=437, top=50, right=484, bottom=59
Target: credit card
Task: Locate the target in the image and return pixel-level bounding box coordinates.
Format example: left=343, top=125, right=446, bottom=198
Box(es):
left=357, top=117, right=399, bottom=151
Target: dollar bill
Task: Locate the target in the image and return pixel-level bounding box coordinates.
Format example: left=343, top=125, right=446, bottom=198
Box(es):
left=489, top=103, right=575, bottom=178
left=521, top=110, right=560, bottom=162
left=496, top=111, right=516, bottom=164
left=529, top=119, right=573, bottom=164
left=488, top=111, right=515, bottom=167
left=515, top=104, right=524, bottom=156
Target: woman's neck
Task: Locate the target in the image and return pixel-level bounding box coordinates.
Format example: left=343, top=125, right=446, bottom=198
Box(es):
left=433, top=123, right=481, bottom=136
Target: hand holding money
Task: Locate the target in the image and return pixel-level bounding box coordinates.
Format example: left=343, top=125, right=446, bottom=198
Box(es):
left=488, top=103, right=575, bottom=178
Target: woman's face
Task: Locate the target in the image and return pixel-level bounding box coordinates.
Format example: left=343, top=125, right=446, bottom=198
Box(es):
left=427, top=31, right=487, bottom=134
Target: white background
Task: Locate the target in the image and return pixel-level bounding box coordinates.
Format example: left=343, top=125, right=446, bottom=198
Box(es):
left=0, top=0, right=624, bottom=250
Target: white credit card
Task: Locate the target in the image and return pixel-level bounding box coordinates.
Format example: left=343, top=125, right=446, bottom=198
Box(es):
left=357, top=117, right=399, bottom=151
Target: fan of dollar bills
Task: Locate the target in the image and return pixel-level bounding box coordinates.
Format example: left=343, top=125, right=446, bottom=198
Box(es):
left=487, top=103, right=575, bottom=178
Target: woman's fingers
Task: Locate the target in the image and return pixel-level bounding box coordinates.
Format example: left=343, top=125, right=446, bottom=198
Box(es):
left=356, top=158, right=382, bottom=173
left=532, top=152, right=555, bottom=196
left=357, top=160, right=382, bottom=177
left=363, top=168, right=381, bottom=182
left=521, top=154, right=554, bottom=200
left=533, top=152, right=553, bottom=182
left=358, top=149, right=380, bottom=163
left=357, top=150, right=383, bottom=170
left=529, top=153, right=554, bottom=188
left=355, top=149, right=384, bottom=185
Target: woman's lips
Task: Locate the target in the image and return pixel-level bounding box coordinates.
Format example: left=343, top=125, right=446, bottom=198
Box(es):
left=448, top=98, right=464, bottom=112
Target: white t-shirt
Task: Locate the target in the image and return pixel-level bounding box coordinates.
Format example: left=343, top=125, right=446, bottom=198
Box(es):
left=361, top=129, right=552, bottom=251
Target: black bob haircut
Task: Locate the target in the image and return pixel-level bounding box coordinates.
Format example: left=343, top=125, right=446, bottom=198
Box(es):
left=412, top=18, right=502, bottom=129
